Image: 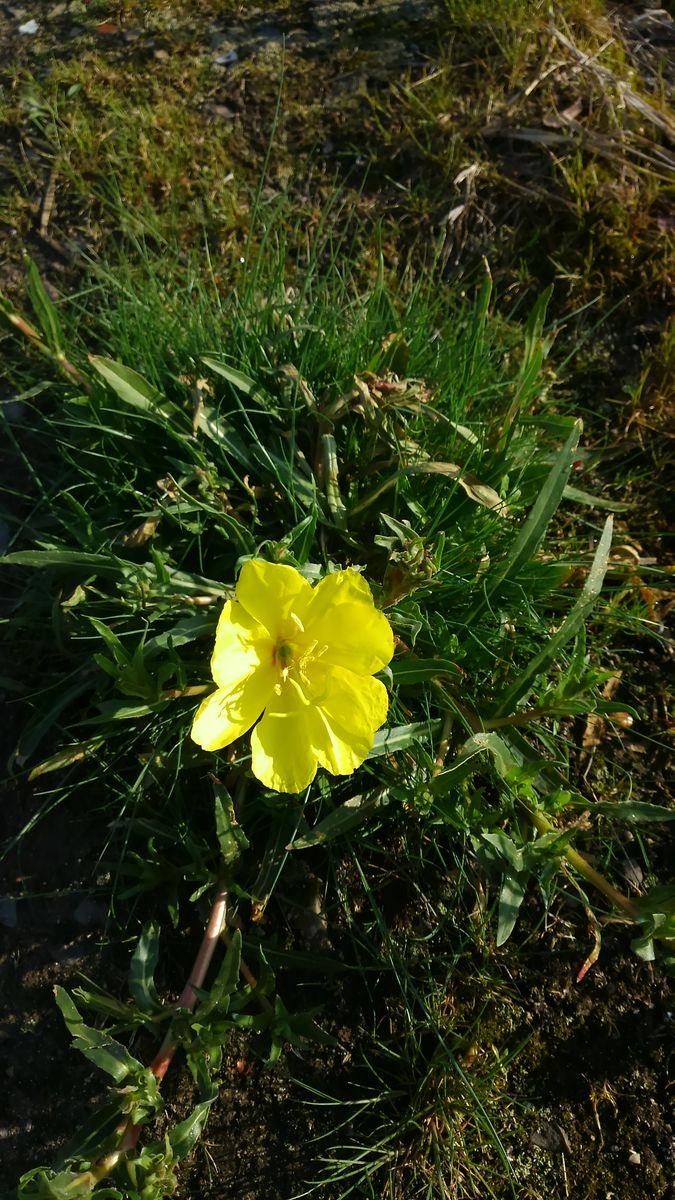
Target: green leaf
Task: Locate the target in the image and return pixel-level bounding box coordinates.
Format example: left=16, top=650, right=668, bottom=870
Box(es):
left=128, top=922, right=162, bottom=1014
left=631, top=933, right=656, bottom=962
left=28, top=738, right=104, bottom=781
left=482, top=831, right=525, bottom=873
left=467, top=420, right=582, bottom=620
left=573, top=800, right=675, bottom=823
left=1, top=549, right=128, bottom=575
left=283, top=510, right=318, bottom=564
left=169, top=1088, right=218, bottom=1159
left=17, top=1166, right=122, bottom=1199
left=633, top=885, right=675, bottom=914
left=367, top=719, right=441, bottom=758
left=196, top=930, right=242, bottom=1019
left=250, top=809, right=302, bottom=917
left=201, top=357, right=260, bottom=396
left=89, top=356, right=165, bottom=413
left=493, top=516, right=613, bottom=717
left=57, top=1102, right=124, bottom=1170
left=498, top=286, right=554, bottom=449
left=321, top=433, right=347, bottom=525
left=213, top=784, right=249, bottom=865
left=287, top=790, right=391, bottom=850
left=250, top=444, right=317, bottom=509
left=241, top=938, right=362, bottom=976
left=195, top=404, right=255, bottom=470
left=145, top=613, right=218, bottom=654
left=25, top=256, right=64, bottom=354
left=496, top=871, right=528, bottom=946
left=562, top=484, right=630, bottom=512
left=460, top=732, right=520, bottom=779
left=267, top=995, right=337, bottom=1063
left=88, top=615, right=129, bottom=664
left=54, top=987, right=143, bottom=1083
left=391, top=658, right=462, bottom=685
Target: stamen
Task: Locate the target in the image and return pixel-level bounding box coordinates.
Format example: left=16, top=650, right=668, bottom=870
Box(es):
left=287, top=676, right=311, bottom=706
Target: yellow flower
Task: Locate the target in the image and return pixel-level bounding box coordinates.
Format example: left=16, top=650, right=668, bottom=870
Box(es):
left=191, top=560, right=395, bottom=793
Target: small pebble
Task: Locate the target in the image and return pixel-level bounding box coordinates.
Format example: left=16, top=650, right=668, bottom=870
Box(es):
left=18, top=18, right=39, bottom=33
left=214, top=49, right=239, bottom=65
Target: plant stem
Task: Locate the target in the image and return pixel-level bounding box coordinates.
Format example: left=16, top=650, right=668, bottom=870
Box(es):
left=526, top=804, right=640, bottom=919
left=66, top=878, right=230, bottom=1192
left=5, top=309, right=92, bottom=393
left=433, top=711, right=454, bottom=775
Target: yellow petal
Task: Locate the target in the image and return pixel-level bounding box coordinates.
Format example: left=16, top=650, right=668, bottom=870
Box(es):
left=313, top=666, right=389, bottom=774
left=236, top=559, right=313, bottom=639
left=251, top=700, right=321, bottom=793
left=302, top=570, right=394, bottom=675
left=191, top=664, right=276, bottom=752
left=250, top=664, right=389, bottom=791
left=210, top=599, right=272, bottom=690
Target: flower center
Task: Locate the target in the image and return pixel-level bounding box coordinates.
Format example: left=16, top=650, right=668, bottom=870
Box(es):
left=275, top=640, right=295, bottom=671
left=272, top=636, right=328, bottom=692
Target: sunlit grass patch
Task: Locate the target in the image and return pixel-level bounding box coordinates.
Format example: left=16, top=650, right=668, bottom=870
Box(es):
left=367, top=2, right=674, bottom=307
left=0, top=51, right=246, bottom=248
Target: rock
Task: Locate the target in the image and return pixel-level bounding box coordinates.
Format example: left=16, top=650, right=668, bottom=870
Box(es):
left=530, top=1122, right=572, bottom=1154
left=214, top=49, right=239, bottom=66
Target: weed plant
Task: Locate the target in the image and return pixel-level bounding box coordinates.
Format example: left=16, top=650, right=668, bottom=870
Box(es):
left=1, top=211, right=673, bottom=1199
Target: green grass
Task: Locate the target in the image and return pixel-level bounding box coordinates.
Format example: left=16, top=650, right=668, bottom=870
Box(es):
left=1, top=203, right=673, bottom=1199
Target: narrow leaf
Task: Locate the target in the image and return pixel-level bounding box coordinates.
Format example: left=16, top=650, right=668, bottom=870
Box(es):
left=576, top=800, right=675, bottom=823
left=367, top=719, right=441, bottom=757
left=90, top=357, right=163, bottom=411
left=201, top=357, right=259, bottom=396
left=54, top=987, right=142, bottom=1083
left=28, top=738, right=104, bottom=781
left=496, top=872, right=527, bottom=945
left=391, top=658, right=462, bottom=685
left=169, top=1089, right=218, bottom=1159
left=214, top=784, right=249, bottom=864
left=287, top=791, right=391, bottom=850
left=128, top=922, right=162, bottom=1014
left=493, top=517, right=613, bottom=717
left=2, top=549, right=128, bottom=575
left=197, top=929, right=242, bottom=1018
left=468, top=420, right=582, bottom=619
left=25, top=256, right=64, bottom=354
left=563, top=484, right=630, bottom=512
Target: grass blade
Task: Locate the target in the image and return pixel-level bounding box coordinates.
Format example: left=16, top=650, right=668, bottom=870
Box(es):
left=493, top=516, right=613, bottom=717
left=467, top=419, right=582, bottom=620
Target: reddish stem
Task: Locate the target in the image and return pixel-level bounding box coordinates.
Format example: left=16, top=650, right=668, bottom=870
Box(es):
left=121, top=880, right=230, bottom=1148
left=68, top=880, right=230, bottom=1187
